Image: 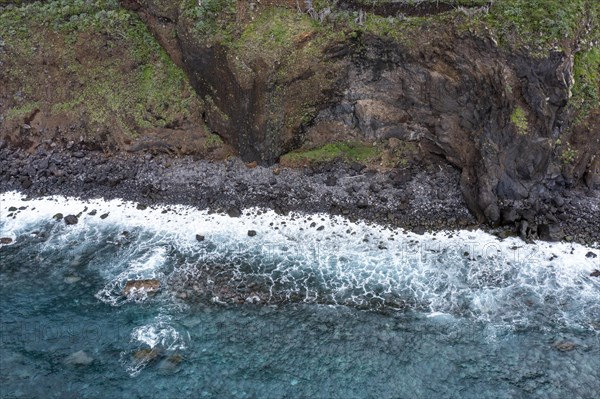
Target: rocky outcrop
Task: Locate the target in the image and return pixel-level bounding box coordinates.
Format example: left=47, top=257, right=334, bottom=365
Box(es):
left=123, top=1, right=599, bottom=225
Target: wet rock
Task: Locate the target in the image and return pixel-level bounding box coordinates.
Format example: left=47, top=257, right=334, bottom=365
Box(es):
left=0, top=237, right=13, bottom=244
left=157, top=354, right=183, bottom=375
left=64, top=350, right=94, bottom=366
left=247, top=230, right=257, bottom=237
left=413, top=226, right=426, bottom=235
left=590, top=269, right=600, bottom=277
left=553, top=341, right=576, bottom=352
left=64, top=215, right=78, bottom=225
left=227, top=207, right=242, bottom=218
left=8, top=206, right=17, bottom=212
left=88, top=209, right=97, bottom=216
left=136, top=203, right=148, bottom=210
left=585, top=251, right=597, bottom=258
left=100, top=213, right=109, bottom=219
left=537, top=224, right=564, bottom=242
left=133, top=348, right=161, bottom=363
left=195, top=234, right=205, bottom=242
left=123, top=279, right=161, bottom=297
left=317, top=226, right=325, bottom=231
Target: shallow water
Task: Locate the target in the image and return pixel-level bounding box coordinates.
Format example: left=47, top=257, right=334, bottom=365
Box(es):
left=0, top=192, right=598, bottom=398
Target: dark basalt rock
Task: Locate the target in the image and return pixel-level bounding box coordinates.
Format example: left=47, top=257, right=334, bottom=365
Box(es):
left=227, top=207, right=242, bottom=218
left=64, top=215, right=78, bottom=225
left=247, top=230, right=257, bottom=237
left=585, top=251, right=597, bottom=259
left=195, top=234, right=205, bottom=242
left=537, top=224, right=564, bottom=242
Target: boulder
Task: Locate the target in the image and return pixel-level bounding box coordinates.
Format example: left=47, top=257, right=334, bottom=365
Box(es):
left=195, top=234, right=205, bottom=242
left=0, top=237, right=13, bottom=244
left=247, top=230, right=257, bottom=237
left=64, top=215, right=78, bottom=225
left=537, top=224, right=564, bottom=242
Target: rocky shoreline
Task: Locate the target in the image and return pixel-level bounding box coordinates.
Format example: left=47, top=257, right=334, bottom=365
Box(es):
left=1, top=143, right=598, bottom=247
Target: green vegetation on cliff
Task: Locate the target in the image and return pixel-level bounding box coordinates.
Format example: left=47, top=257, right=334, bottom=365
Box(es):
left=280, top=142, right=379, bottom=166
left=0, top=0, right=201, bottom=139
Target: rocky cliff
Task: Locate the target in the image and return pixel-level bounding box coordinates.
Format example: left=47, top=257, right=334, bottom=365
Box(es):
left=1, top=0, right=599, bottom=227
left=120, top=0, right=600, bottom=223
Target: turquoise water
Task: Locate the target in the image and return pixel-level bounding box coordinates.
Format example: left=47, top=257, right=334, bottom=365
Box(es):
left=1, top=193, right=598, bottom=398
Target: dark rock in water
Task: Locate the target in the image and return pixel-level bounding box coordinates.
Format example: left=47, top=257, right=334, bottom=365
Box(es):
left=310, top=222, right=317, bottom=228
left=537, top=224, right=564, bottom=242
left=133, top=348, right=161, bottom=363
left=227, top=207, right=242, bottom=218
left=247, top=230, right=257, bottom=237
left=195, top=234, right=205, bottom=242
left=585, top=251, right=597, bottom=258
left=136, top=203, right=148, bottom=210
left=100, top=213, right=109, bottom=219
left=0, top=237, right=13, bottom=244
left=590, top=269, right=600, bottom=277
left=158, top=354, right=183, bottom=375
left=64, top=215, right=78, bottom=225
left=123, top=279, right=161, bottom=297
left=317, top=226, right=325, bottom=231
left=324, top=176, right=337, bottom=187
left=88, top=210, right=97, bottom=216
left=53, top=213, right=63, bottom=220
left=64, top=350, right=94, bottom=366
left=8, top=206, right=17, bottom=212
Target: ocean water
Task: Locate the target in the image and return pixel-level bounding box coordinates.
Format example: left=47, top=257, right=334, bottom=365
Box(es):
left=0, top=191, right=598, bottom=398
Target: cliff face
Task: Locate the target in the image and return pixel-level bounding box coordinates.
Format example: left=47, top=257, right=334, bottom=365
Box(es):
left=122, top=0, right=599, bottom=223
left=1, top=0, right=598, bottom=225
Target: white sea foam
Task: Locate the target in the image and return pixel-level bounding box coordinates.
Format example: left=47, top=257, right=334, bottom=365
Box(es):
left=1, top=191, right=599, bottom=329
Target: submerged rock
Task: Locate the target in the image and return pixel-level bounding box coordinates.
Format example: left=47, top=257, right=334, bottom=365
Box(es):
left=157, top=354, right=183, bottom=375
left=553, top=341, right=577, bottom=352
left=123, top=279, right=161, bottom=297
left=64, top=350, right=94, bottom=366
left=133, top=348, right=161, bottom=363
